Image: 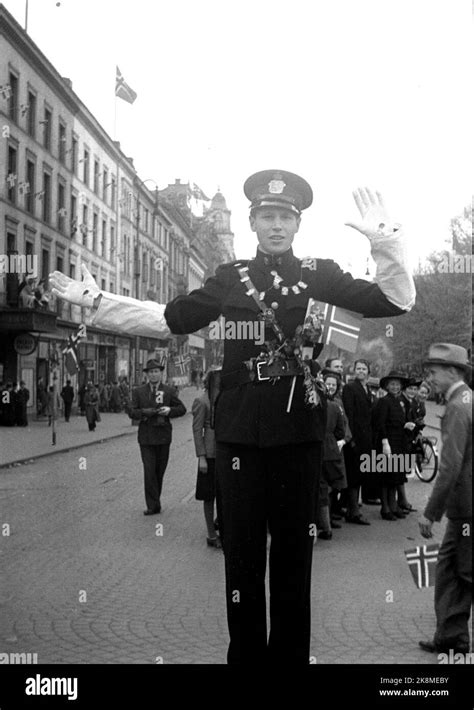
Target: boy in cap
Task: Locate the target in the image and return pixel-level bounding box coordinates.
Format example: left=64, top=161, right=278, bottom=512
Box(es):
left=50, top=170, right=415, bottom=663
left=128, top=358, right=186, bottom=515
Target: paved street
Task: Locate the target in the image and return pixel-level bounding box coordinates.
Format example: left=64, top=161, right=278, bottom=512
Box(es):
left=0, top=395, right=449, bottom=664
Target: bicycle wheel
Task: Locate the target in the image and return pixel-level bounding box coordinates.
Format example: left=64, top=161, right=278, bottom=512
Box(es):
left=414, top=438, right=438, bottom=482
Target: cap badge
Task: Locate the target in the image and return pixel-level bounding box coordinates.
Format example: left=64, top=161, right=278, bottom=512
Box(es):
left=268, top=179, right=286, bottom=194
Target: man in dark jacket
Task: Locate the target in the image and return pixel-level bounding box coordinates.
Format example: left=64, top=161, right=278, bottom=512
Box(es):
left=129, top=359, right=186, bottom=515
left=342, top=359, right=375, bottom=523
left=419, top=343, right=472, bottom=655
left=14, top=381, right=30, bottom=426
left=50, top=171, right=415, bottom=664
left=60, top=380, right=75, bottom=422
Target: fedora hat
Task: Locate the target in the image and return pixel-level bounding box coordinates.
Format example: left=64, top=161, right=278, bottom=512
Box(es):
left=423, top=343, right=471, bottom=372
left=143, top=358, right=164, bottom=372
left=380, top=370, right=409, bottom=391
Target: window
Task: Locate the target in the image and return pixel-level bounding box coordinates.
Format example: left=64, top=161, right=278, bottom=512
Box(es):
left=25, top=241, right=34, bottom=276
left=101, top=279, right=106, bottom=291
left=25, top=160, right=35, bottom=213
left=144, top=208, right=149, bottom=234
left=41, top=249, right=50, bottom=284
left=93, top=159, right=100, bottom=194
left=43, top=107, right=52, bottom=150
left=81, top=204, right=88, bottom=245
left=101, top=219, right=107, bottom=257
left=110, top=281, right=115, bottom=293
left=70, top=194, right=77, bottom=236
left=58, top=122, right=66, bottom=163
left=42, top=172, right=51, bottom=223
left=69, top=263, right=76, bottom=279
left=82, top=148, right=89, bottom=185
left=110, top=224, right=115, bottom=257
left=92, top=212, right=98, bottom=252
left=56, top=255, right=64, bottom=273
left=111, top=177, right=116, bottom=210
left=27, top=90, right=36, bottom=137
left=8, top=72, right=18, bottom=122
left=71, top=136, right=78, bottom=173
left=102, top=167, right=108, bottom=202
left=142, top=252, right=148, bottom=282
left=7, top=146, right=17, bottom=204
left=57, top=181, right=66, bottom=233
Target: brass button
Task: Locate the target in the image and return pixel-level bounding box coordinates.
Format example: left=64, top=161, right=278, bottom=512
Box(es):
left=271, top=301, right=279, bottom=309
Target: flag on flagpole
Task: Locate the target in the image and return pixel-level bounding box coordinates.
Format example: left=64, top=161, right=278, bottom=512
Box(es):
left=307, top=299, right=364, bottom=353
left=174, top=354, right=190, bottom=375
left=405, top=543, right=440, bottom=589
left=62, top=334, right=80, bottom=375
left=115, top=66, right=137, bottom=104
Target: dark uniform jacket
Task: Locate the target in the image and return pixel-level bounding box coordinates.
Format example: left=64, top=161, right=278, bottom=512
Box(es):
left=165, top=248, right=406, bottom=448
left=129, top=383, right=186, bottom=445
left=341, top=379, right=375, bottom=455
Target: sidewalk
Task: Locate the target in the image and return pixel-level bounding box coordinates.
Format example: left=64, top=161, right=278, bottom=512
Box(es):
left=0, top=385, right=200, bottom=468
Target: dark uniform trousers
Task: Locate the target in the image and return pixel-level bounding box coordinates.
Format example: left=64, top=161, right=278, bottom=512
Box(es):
left=216, top=441, right=321, bottom=664
left=434, top=518, right=472, bottom=649
left=139, top=444, right=170, bottom=511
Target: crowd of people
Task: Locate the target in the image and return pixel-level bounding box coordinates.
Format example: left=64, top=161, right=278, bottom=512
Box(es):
left=0, top=380, right=30, bottom=426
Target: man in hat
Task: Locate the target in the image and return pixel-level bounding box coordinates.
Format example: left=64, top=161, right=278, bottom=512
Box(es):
left=128, top=358, right=186, bottom=515
left=418, top=343, right=472, bottom=655
left=49, top=171, right=415, bottom=663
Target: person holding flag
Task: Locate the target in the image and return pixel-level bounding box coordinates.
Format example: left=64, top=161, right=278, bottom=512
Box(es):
left=49, top=171, right=415, bottom=664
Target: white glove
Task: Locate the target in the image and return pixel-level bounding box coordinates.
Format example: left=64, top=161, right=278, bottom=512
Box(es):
left=382, top=442, right=392, bottom=457
left=404, top=422, right=416, bottom=431
left=49, top=264, right=100, bottom=308
left=345, top=187, right=399, bottom=240
left=336, top=439, right=345, bottom=453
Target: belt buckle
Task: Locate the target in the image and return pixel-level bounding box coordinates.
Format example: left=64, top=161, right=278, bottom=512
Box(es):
left=256, top=361, right=270, bottom=382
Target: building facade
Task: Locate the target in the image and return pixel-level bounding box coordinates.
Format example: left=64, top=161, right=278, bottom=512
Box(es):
left=0, top=5, right=234, bottom=412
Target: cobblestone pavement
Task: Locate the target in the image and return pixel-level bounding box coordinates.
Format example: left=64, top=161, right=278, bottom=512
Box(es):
left=0, top=397, right=452, bottom=664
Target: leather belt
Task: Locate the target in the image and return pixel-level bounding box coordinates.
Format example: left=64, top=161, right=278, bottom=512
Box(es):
left=221, top=359, right=303, bottom=390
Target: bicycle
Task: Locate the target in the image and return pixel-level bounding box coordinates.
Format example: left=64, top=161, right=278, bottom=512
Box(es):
left=410, top=432, right=439, bottom=482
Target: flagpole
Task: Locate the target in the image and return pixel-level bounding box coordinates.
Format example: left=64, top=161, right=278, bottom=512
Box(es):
left=113, top=90, right=117, bottom=140
left=24, top=0, right=28, bottom=31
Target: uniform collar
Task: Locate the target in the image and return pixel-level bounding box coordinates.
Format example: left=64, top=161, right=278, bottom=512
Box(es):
left=254, top=247, right=295, bottom=269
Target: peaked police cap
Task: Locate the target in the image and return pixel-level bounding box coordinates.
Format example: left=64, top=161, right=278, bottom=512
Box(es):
left=244, top=170, right=313, bottom=215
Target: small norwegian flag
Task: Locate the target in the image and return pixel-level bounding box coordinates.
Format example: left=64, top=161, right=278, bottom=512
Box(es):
left=405, top=543, right=440, bottom=589
left=308, top=299, right=364, bottom=353
left=174, top=354, right=190, bottom=375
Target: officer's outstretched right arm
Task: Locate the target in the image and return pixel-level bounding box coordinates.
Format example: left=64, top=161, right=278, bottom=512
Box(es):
left=50, top=264, right=230, bottom=338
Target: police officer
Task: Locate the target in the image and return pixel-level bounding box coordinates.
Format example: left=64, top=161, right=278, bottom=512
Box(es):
left=50, top=170, right=416, bottom=664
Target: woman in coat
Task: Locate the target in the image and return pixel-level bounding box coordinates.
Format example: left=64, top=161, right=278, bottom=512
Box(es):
left=84, top=383, right=101, bottom=431
left=372, top=371, right=414, bottom=520
left=316, top=372, right=347, bottom=540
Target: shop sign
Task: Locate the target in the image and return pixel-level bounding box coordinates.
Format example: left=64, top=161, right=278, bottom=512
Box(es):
left=13, top=333, right=37, bottom=356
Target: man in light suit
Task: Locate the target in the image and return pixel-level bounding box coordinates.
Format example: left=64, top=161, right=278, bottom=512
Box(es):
left=129, top=359, right=186, bottom=515
left=419, top=343, right=472, bottom=655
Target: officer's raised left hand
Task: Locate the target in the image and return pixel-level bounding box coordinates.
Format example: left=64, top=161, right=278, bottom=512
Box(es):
left=345, top=188, right=395, bottom=240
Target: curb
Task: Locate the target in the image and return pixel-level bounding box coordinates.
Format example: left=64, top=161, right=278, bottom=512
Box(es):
left=0, top=429, right=136, bottom=470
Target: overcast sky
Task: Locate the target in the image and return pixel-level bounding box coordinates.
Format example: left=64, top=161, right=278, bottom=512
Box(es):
left=4, top=0, right=472, bottom=275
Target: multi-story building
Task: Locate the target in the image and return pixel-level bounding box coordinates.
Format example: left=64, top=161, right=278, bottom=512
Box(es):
left=0, top=5, right=235, bottom=408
